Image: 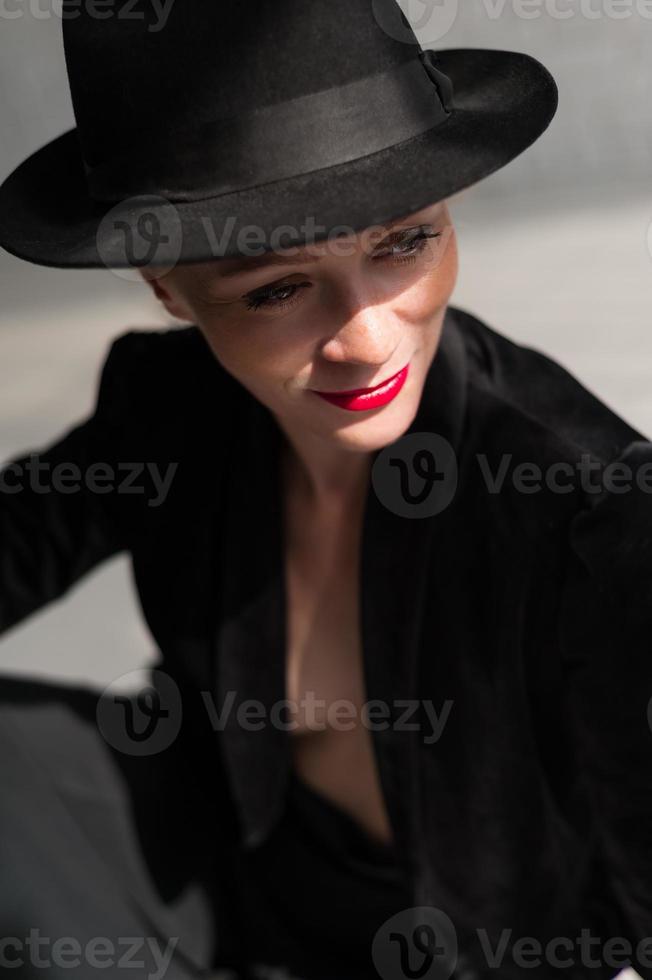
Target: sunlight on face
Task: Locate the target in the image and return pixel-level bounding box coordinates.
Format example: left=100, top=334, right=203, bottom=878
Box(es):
left=148, top=201, right=458, bottom=455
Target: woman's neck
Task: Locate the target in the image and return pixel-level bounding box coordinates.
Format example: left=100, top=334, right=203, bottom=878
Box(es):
left=276, top=422, right=373, bottom=514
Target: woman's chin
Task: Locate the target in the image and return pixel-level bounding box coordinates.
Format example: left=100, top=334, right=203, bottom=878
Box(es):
left=307, top=392, right=423, bottom=454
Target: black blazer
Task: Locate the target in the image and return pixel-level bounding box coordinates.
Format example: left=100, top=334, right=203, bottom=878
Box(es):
left=2, top=304, right=651, bottom=980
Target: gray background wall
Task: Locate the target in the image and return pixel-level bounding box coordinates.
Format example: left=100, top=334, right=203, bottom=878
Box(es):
left=1, top=2, right=651, bottom=189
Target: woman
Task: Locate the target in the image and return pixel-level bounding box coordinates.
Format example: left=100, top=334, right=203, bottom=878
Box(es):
left=1, top=3, right=651, bottom=980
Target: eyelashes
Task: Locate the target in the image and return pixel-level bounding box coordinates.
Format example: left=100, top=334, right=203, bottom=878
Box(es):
left=375, top=227, right=442, bottom=263
left=244, top=281, right=311, bottom=312
left=243, top=228, right=443, bottom=312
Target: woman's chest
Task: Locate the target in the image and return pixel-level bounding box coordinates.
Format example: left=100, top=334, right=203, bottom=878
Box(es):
left=283, top=497, right=395, bottom=846
left=285, top=539, right=364, bottom=730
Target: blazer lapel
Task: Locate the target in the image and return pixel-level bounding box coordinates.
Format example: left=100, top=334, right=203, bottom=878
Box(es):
left=213, top=306, right=469, bottom=898
left=213, top=386, right=291, bottom=849
left=359, top=308, right=469, bottom=897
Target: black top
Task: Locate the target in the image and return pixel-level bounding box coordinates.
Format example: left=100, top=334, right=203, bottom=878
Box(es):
left=228, top=770, right=413, bottom=980
left=3, top=305, right=652, bottom=978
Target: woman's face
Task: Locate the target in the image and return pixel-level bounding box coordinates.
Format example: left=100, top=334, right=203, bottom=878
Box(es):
left=147, top=200, right=458, bottom=455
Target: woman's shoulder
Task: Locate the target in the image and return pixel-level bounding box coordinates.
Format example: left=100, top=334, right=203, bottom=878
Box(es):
left=447, top=305, right=652, bottom=603
left=100, top=322, right=221, bottom=381
left=446, top=303, right=648, bottom=464
left=95, top=322, right=238, bottom=418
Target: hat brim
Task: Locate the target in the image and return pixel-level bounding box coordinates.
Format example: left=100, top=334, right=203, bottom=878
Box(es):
left=0, top=47, right=558, bottom=269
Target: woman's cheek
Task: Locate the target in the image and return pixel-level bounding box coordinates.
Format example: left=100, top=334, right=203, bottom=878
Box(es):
left=423, top=230, right=458, bottom=313
left=392, top=267, right=455, bottom=326
left=190, top=308, right=254, bottom=376
left=437, top=225, right=459, bottom=295
left=194, top=307, right=307, bottom=389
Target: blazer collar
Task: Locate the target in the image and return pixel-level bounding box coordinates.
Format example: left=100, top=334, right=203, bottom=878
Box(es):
left=213, top=305, right=468, bottom=884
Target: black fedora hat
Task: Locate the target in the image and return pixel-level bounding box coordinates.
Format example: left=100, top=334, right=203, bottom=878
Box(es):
left=0, top=0, right=558, bottom=270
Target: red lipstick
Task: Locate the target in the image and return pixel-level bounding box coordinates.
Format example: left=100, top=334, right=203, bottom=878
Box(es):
left=312, top=363, right=409, bottom=412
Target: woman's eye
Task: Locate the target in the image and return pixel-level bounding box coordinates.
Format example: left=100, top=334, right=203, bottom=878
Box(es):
left=244, top=281, right=310, bottom=311
left=375, top=229, right=442, bottom=263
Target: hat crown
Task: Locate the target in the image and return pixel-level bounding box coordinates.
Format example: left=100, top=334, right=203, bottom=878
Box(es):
left=0, top=9, right=559, bottom=269
left=62, top=0, right=422, bottom=168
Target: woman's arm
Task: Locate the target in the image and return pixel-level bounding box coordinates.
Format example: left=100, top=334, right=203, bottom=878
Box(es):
left=560, top=440, right=652, bottom=980
left=0, top=333, right=136, bottom=637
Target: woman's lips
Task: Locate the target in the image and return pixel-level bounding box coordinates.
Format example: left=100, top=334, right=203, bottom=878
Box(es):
left=312, top=362, right=410, bottom=412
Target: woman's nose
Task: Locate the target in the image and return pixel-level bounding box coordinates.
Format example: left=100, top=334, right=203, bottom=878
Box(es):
left=318, top=302, right=401, bottom=367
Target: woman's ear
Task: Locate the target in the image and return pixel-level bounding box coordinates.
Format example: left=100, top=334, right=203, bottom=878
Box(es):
left=139, top=268, right=194, bottom=322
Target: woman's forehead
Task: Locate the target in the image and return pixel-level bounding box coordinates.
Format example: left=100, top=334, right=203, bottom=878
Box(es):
left=178, top=199, right=449, bottom=284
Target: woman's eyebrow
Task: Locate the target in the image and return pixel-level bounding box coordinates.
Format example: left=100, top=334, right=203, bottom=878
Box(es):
left=212, top=247, right=322, bottom=281
left=208, top=208, right=442, bottom=282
